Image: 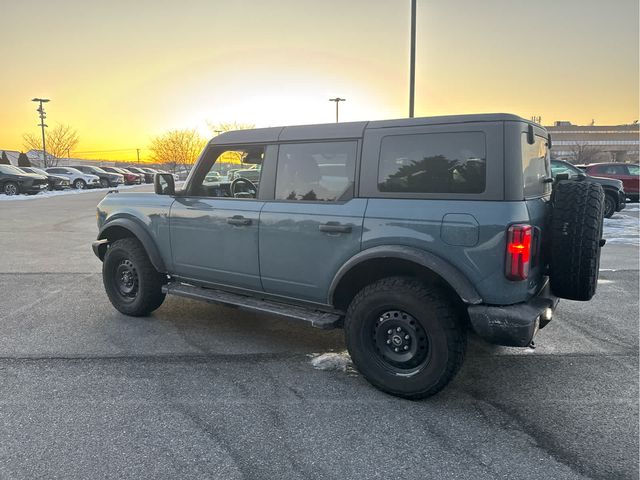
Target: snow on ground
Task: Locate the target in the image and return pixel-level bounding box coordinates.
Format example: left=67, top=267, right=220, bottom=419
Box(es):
left=0, top=184, right=148, bottom=202
left=603, top=203, right=639, bottom=246
left=309, top=351, right=353, bottom=372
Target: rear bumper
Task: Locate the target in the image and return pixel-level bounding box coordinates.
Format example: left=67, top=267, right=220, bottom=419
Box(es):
left=467, top=281, right=558, bottom=347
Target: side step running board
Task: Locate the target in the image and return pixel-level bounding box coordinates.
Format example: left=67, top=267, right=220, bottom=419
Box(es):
left=162, top=282, right=342, bottom=329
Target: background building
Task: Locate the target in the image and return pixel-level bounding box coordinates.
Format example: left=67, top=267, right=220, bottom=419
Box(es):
left=546, top=121, right=639, bottom=164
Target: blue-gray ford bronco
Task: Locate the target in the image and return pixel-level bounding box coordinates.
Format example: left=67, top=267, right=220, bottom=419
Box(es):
left=93, top=114, right=605, bottom=398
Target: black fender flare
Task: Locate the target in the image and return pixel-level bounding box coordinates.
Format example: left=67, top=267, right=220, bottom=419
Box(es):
left=328, top=245, right=483, bottom=305
left=96, top=217, right=167, bottom=272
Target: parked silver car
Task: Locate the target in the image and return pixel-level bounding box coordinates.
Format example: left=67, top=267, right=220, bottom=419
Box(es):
left=45, top=167, right=101, bottom=189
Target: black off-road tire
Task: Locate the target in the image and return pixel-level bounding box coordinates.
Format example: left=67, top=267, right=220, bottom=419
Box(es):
left=549, top=180, right=605, bottom=301
left=603, top=193, right=616, bottom=219
left=344, top=277, right=466, bottom=399
left=103, top=237, right=166, bottom=316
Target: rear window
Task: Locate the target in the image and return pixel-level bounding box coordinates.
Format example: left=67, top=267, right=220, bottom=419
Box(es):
left=522, top=134, right=551, bottom=197
left=378, top=132, right=486, bottom=194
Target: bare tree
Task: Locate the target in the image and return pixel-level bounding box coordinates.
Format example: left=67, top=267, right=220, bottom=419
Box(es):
left=569, top=143, right=603, bottom=165
left=148, top=129, right=207, bottom=173
left=22, top=124, right=80, bottom=167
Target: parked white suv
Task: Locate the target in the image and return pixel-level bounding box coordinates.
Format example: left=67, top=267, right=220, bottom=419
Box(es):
left=46, top=167, right=101, bottom=189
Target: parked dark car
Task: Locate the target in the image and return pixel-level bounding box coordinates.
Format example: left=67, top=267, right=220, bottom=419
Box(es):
left=101, top=166, right=142, bottom=185
left=75, top=165, right=124, bottom=188
left=118, top=167, right=145, bottom=184
left=0, top=164, right=49, bottom=195
left=19, top=166, right=71, bottom=191
left=551, top=160, right=625, bottom=217
left=578, top=163, right=639, bottom=202
left=124, top=166, right=154, bottom=183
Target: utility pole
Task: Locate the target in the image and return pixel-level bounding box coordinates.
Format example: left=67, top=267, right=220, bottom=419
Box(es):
left=409, top=0, right=416, bottom=118
left=136, top=148, right=140, bottom=166
left=329, top=97, right=346, bottom=123
left=31, top=98, right=50, bottom=167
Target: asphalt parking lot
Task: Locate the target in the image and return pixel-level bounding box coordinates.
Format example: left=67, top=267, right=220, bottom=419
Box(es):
left=0, top=188, right=637, bottom=480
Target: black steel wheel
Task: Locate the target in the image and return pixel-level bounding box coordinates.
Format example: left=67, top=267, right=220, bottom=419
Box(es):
left=345, top=277, right=466, bottom=399
left=103, top=237, right=166, bottom=316
left=372, top=310, right=431, bottom=374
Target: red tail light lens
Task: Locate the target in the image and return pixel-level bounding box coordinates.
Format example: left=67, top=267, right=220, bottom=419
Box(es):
left=505, top=224, right=533, bottom=280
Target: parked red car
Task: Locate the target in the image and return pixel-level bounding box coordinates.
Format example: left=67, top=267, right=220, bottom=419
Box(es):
left=101, top=166, right=142, bottom=185
left=580, top=163, right=639, bottom=201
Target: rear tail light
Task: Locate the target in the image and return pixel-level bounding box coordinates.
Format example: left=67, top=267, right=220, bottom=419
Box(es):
left=505, top=224, right=533, bottom=280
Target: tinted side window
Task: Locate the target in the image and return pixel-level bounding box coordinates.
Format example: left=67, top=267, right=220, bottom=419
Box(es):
left=378, top=132, right=486, bottom=194
left=627, top=165, right=639, bottom=175
left=275, top=142, right=356, bottom=201
left=522, top=134, right=551, bottom=197
left=601, top=164, right=627, bottom=175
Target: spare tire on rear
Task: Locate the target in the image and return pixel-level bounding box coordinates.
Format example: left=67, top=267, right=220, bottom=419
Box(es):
left=549, top=180, right=605, bottom=301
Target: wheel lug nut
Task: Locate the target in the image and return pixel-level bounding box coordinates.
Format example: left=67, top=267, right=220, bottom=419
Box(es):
left=396, top=327, right=402, bottom=332
left=387, top=329, right=393, bottom=334
left=386, top=340, right=391, bottom=345
left=404, top=335, right=410, bottom=340
left=404, top=345, right=409, bottom=350
left=394, top=347, right=399, bottom=352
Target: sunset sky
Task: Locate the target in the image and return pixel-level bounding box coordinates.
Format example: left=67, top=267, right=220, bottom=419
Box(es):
left=1, top=0, right=638, bottom=162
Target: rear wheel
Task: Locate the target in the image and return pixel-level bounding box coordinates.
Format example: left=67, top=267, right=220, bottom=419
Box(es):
left=103, top=237, right=166, bottom=316
left=344, top=277, right=466, bottom=399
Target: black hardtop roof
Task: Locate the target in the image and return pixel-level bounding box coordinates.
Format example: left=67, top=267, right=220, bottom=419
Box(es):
left=210, top=113, right=538, bottom=145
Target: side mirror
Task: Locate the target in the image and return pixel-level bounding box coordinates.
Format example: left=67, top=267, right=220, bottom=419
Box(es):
left=154, top=173, right=175, bottom=195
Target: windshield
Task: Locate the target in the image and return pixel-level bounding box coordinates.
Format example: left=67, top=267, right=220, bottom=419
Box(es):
left=0, top=165, right=26, bottom=174
left=88, top=166, right=106, bottom=173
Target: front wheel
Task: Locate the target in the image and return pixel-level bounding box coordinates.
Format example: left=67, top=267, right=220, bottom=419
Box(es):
left=344, top=277, right=466, bottom=399
left=3, top=182, right=18, bottom=195
left=100, top=178, right=109, bottom=188
left=103, top=237, right=166, bottom=316
left=73, top=179, right=86, bottom=189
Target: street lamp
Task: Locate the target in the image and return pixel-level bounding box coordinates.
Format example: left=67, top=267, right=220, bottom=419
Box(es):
left=31, top=98, right=50, bottom=167
left=329, top=97, right=346, bottom=123
left=409, top=0, right=416, bottom=118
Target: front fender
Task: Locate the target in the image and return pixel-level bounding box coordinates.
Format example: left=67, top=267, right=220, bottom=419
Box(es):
left=328, top=245, right=483, bottom=305
left=96, top=217, right=167, bottom=272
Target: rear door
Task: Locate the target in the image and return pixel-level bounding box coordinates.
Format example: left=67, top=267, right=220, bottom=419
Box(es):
left=259, top=140, right=366, bottom=303
left=622, top=164, right=639, bottom=195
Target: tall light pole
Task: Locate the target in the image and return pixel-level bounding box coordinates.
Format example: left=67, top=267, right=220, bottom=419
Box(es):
left=31, top=98, right=50, bottom=166
left=409, top=0, right=416, bottom=118
left=329, top=97, right=346, bottom=123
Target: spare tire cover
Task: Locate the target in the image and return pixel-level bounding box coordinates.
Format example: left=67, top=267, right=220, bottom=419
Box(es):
left=549, top=180, right=604, bottom=301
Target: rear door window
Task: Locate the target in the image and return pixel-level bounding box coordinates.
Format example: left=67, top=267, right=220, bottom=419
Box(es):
left=275, top=141, right=356, bottom=201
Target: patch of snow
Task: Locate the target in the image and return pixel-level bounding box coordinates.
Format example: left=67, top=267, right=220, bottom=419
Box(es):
left=603, top=209, right=639, bottom=246
left=0, top=184, right=148, bottom=201
left=309, top=351, right=352, bottom=372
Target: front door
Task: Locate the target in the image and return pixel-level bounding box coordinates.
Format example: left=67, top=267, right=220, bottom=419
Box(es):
left=259, top=141, right=365, bottom=304
left=169, top=145, right=271, bottom=291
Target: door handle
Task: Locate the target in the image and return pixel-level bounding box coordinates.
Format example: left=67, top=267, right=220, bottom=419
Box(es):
left=227, top=215, right=252, bottom=226
left=319, top=222, right=352, bottom=234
